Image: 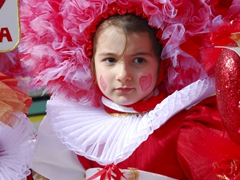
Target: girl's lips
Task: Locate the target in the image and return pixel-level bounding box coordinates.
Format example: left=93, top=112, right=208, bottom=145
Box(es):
left=115, top=87, right=134, bottom=93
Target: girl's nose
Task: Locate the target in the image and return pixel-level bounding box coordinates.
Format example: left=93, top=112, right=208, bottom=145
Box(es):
left=116, top=63, right=131, bottom=82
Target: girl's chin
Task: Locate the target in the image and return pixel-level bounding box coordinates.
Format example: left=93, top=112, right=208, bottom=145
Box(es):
left=113, top=99, right=138, bottom=106
left=105, top=94, right=142, bottom=106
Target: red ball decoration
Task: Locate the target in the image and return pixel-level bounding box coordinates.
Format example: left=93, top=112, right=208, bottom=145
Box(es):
left=216, top=47, right=240, bottom=144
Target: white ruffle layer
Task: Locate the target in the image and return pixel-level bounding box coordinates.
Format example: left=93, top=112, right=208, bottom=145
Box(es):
left=47, top=78, right=215, bottom=165
left=0, top=112, right=36, bottom=180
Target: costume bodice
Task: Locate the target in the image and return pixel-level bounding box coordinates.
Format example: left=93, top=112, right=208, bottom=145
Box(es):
left=78, top=109, right=187, bottom=179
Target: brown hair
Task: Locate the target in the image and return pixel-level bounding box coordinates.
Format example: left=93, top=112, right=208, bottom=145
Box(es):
left=93, top=14, right=162, bottom=58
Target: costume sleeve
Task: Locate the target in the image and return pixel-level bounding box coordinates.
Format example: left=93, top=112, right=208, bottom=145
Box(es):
left=177, top=96, right=240, bottom=180
left=31, top=116, right=86, bottom=180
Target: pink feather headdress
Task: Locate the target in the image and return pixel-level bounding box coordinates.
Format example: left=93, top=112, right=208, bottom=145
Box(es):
left=19, top=0, right=240, bottom=107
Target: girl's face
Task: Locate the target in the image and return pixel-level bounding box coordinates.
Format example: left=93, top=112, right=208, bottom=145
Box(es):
left=94, top=26, right=159, bottom=106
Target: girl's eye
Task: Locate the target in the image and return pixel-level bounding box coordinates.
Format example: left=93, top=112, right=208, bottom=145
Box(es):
left=105, top=58, right=116, bottom=63
left=133, top=58, right=145, bottom=64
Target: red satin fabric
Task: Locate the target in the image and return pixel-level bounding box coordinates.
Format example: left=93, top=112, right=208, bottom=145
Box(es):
left=178, top=97, right=240, bottom=180
left=78, top=96, right=240, bottom=179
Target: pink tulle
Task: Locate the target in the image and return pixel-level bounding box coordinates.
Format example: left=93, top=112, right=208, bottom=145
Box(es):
left=19, top=0, right=239, bottom=105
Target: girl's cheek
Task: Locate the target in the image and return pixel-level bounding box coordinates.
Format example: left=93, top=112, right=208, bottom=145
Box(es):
left=99, top=75, right=107, bottom=91
left=139, top=73, right=152, bottom=92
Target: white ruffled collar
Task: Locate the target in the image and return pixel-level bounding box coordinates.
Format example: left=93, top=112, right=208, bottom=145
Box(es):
left=47, top=78, right=215, bottom=165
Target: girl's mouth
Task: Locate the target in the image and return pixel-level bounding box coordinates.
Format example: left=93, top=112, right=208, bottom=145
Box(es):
left=115, top=87, right=134, bottom=93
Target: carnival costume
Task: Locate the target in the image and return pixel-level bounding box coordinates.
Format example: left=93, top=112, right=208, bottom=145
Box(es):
left=20, top=0, right=240, bottom=179
left=0, top=57, right=36, bottom=179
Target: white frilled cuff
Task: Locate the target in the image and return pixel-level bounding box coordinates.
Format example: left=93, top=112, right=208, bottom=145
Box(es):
left=0, top=112, right=36, bottom=180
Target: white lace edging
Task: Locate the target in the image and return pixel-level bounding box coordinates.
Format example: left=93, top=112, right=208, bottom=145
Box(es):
left=0, top=112, right=37, bottom=180
left=47, top=78, right=215, bottom=165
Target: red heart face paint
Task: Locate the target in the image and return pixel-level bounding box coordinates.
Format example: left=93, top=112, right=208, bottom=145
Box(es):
left=140, top=73, right=152, bottom=92
left=100, top=75, right=107, bottom=91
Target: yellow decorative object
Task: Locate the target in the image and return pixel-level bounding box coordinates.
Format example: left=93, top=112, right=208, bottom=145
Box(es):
left=32, top=171, right=49, bottom=180
left=0, top=73, right=32, bottom=126
left=125, top=168, right=139, bottom=180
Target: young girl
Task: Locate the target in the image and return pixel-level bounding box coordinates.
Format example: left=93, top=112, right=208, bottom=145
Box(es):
left=20, top=0, right=240, bottom=179
left=0, top=50, right=36, bottom=180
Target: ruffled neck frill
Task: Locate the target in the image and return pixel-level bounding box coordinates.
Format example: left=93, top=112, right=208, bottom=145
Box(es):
left=102, top=96, right=138, bottom=114
left=102, top=85, right=168, bottom=114
left=0, top=112, right=36, bottom=180
left=47, top=77, right=215, bottom=166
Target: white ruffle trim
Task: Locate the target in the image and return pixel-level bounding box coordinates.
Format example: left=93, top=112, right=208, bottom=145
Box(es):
left=47, top=78, right=215, bottom=165
left=102, top=96, right=138, bottom=113
left=0, top=112, right=37, bottom=180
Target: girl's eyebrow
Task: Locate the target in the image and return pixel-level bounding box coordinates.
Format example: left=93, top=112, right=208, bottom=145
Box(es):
left=130, top=52, right=153, bottom=57
left=98, top=51, right=153, bottom=57
left=98, top=52, right=118, bottom=57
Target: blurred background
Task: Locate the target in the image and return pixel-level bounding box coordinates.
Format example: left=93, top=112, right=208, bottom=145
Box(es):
left=28, top=89, right=49, bottom=129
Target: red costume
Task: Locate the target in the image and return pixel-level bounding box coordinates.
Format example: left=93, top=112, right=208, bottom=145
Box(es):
left=77, top=95, right=240, bottom=180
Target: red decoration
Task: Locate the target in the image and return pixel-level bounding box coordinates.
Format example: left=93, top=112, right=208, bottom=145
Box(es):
left=215, top=47, right=240, bottom=144
left=0, top=0, right=5, bottom=9
left=87, top=164, right=126, bottom=180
